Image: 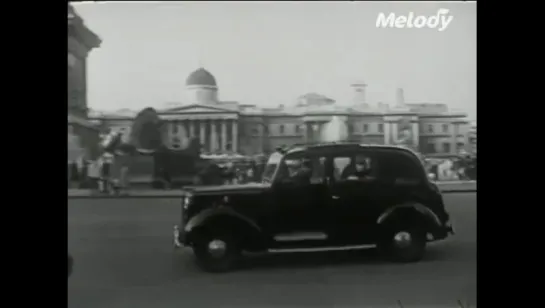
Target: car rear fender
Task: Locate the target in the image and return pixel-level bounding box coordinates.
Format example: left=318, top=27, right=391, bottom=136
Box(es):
left=376, top=202, right=442, bottom=228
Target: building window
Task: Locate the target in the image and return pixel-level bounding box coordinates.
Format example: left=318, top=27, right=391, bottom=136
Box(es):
left=279, top=125, right=285, bottom=135
left=251, top=127, right=258, bottom=135
left=442, top=124, right=449, bottom=133
left=457, top=142, right=465, bottom=151
left=426, top=143, right=435, bottom=153
left=294, top=124, right=300, bottom=134
left=442, top=142, right=451, bottom=153
left=363, top=123, right=369, bottom=132
left=378, top=123, right=384, bottom=133
left=427, top=124, right=433, bottom=133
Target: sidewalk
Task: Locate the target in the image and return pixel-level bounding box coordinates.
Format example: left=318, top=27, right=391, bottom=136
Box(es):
left=68, top=181, right=476, bottom=198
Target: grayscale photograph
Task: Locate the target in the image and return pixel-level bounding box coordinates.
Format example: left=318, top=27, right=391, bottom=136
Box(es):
left=68, top=1, right=476, bottom=307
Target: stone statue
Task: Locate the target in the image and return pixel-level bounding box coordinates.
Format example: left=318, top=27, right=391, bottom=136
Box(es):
left=130, top=107, right=164, bottom=153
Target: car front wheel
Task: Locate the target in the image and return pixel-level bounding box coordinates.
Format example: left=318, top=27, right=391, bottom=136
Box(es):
left=192, top=231, right=241, bottom=273
left=378, top=226, right=427, bottom=263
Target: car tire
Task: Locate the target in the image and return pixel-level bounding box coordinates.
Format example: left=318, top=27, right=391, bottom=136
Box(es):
left=192, top=231, right=241, bottom=273
left=378, top=226, right=427, bottom=263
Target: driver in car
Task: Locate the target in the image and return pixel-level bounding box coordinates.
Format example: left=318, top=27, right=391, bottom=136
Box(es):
left=342, top=155, right=374, bottom=181
left=291, top=158, right=313, bottom=184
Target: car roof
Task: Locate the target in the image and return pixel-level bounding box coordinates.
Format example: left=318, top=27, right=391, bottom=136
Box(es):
left=284, top=142, right=418, bottom=156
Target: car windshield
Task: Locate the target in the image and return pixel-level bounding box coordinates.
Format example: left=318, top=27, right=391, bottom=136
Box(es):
left=261, top=152, right=283, bottom=183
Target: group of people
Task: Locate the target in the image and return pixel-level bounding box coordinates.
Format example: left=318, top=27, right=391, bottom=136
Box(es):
left=425, top=155, right=477, bottom=181
left=68, top=150, right=477, bottom=194
left=194, top=160, right=265, bottom=186
left=68, top=153, right=130, bottom=194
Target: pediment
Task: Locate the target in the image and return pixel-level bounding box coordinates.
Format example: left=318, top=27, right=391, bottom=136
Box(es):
left=162, top=104, right=236, bottom=114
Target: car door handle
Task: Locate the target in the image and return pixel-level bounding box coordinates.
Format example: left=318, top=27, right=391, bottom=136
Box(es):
left=332, top=195, right=340, bottom=199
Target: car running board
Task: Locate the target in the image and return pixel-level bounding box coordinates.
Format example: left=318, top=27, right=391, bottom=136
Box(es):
left=274, top=232, right=328, bottom=241
left=268, top=244, right=376, bottom=254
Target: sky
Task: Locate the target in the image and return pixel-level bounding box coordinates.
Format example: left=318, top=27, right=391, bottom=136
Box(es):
left=73, top=1, right=476, bottom=119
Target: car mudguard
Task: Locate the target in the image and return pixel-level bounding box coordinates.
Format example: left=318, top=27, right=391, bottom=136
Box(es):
left=376, top=202, right=442, bottom=227
left=184, top=207, right=261, bottom=234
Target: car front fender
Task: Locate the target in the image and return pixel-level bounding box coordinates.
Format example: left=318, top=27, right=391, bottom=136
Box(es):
left=376, top=202, right=442, bottom=227
left=184, top=207, right=261, bottom=234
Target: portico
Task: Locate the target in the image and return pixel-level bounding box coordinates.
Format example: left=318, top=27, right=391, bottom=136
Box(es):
left=160, top=104, right=239, bottom=153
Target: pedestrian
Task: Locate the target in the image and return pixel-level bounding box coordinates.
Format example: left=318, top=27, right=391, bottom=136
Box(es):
left=69, top=161, right=79, bottom=188
left=87, top=159, right=100, bottom=192
left=100, top=154, right=112, bottom=194
left=119, top=165, right=130, bottom=194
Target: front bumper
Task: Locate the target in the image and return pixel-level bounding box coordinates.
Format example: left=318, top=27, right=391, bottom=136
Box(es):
left=173, top=225, right=185, bottom=248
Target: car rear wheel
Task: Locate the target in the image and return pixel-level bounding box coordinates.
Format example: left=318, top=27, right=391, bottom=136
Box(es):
left=378, top=226, right=426, bottom=263
left=193, top=231, right=241, bottom=273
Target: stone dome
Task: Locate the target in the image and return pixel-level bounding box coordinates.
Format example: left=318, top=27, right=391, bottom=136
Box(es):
left=185, top=68, right=217, bottom=87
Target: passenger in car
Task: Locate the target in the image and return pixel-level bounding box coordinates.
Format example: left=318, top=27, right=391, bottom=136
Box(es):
left=291, top=159, right=313, bottom=184
left=341, top=156, right=375, bottom=181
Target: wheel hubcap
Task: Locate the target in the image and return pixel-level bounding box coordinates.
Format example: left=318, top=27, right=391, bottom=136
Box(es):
left=207, top=239, right=227, bottom=258
left=393, top=231, right=412, bottom=248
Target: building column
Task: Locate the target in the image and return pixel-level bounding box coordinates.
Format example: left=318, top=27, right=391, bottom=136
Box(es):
left=311, top=122, right=320, bottom=143
left=221, top=120, right=227, bottom=153
left=232, top=120, right=238, bottom=153
left=412, top=121, right=419, bottom=151
left=210, top=120, right=218, bottom=153
left=452, top=123, right=458, bottom=154
left=390, top=122, right=398, bottom=144
left=199, top=121, right=206, bottom=151
left=179, top=121, right=186, bottom=140
left=189, top=120, right=195, bottom=138
left=258, top=123, right=264, bottom=153
left=384, top=121, right=391, bottom=144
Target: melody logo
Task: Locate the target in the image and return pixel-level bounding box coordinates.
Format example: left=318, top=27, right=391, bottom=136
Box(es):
left=376, top=8, right=454, bottom=32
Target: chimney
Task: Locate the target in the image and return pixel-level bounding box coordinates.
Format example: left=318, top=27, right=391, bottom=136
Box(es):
left=396, top=88, right=405, bottom=107
left=351, top=82, right=367, bottom=107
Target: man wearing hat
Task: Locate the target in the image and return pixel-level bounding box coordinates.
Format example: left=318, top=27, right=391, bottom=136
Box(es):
left=342, top=155, right=374, bottom=181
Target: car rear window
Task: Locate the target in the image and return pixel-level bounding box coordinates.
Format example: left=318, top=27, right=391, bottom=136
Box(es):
left=375, top=150, right=423, bottom=182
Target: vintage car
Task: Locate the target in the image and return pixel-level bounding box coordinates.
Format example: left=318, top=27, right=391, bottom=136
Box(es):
left=173, top=142, right=454, bottom=272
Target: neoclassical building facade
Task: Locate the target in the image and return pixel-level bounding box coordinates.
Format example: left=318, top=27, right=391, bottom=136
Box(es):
left=91, top=68, right=471, bottom=157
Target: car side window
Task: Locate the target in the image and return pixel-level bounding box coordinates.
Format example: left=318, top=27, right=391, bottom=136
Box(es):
left=377, top=151, right=422, bottom=182
left=310, top=156, right=327, bottom=184
left=274, top=153, right=326, bottom=184
left=333, top=156, right=351, bottom=182
left=332, top=150, right=377, bottom=182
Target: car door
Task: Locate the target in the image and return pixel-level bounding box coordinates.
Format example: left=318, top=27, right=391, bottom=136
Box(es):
left=326, top=149, right=382, bottom=244
left=268, top=152, right=329, bottom=242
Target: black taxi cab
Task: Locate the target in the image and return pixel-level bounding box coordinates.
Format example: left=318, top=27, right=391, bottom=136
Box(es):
left=173, top=142, right=454, bottom=272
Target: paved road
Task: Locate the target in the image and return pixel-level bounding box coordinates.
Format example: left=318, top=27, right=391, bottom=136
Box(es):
left=68, top=193, right=476, bottom=308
